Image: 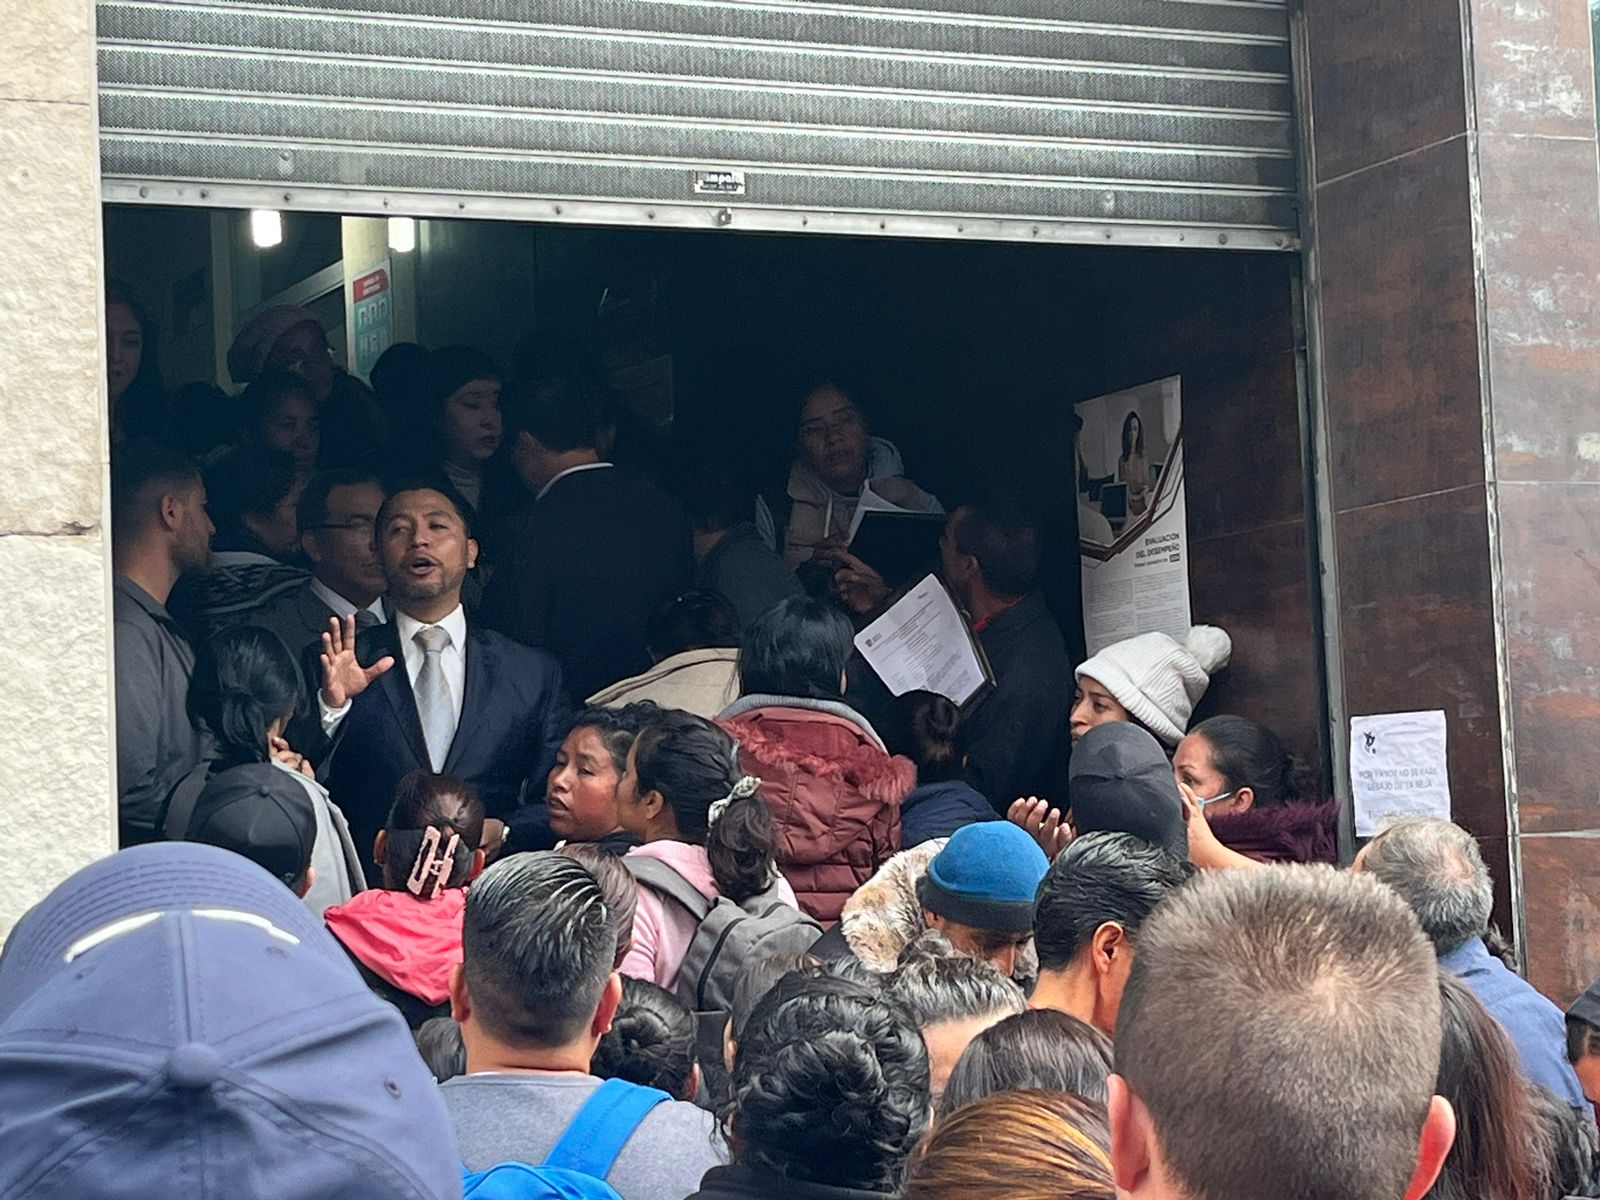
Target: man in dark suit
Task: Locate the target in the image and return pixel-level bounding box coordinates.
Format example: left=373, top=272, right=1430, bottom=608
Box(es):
left=253, top=470, right=388, bottom=659
left=481, top=373, right=691, bottom=700
left=317, top=482, right=572, bottom=877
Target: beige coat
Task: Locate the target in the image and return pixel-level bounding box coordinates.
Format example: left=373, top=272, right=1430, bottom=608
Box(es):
left=586, top=647, right=740, bottom=719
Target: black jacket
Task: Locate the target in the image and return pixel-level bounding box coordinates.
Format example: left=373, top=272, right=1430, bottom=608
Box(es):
left=900, top=779, right=999, bottom=848
left=689, top=1165, right=894, bottom=1200
left=960, top=591, right=1074, bottom=811
left=482, top=466, right=691, bottom=701
left=318, top=621, right=572, bottom=878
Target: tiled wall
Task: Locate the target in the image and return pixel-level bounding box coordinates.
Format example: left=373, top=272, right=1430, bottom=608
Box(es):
left=1304, top=0, right=1600, bottom=998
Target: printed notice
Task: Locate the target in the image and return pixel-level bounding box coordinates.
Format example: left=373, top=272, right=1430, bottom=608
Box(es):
left=855, top=574, right=990, bottom=707
left=1077, top=377, right=1192, bottom=655
left=1350, top=710, right=1451, bottom=837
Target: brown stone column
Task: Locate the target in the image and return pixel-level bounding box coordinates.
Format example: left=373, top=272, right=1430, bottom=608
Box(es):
left=1302, top=0, right=1600, bottom=1000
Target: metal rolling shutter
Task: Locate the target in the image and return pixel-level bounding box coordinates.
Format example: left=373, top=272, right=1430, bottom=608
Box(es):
left=96, top=0, right=1298, bottom=249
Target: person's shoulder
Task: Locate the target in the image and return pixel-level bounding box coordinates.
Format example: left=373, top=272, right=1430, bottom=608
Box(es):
left=469, top=626, right=566, bottom=682
left=635, top=1096, right=722, bottom=1149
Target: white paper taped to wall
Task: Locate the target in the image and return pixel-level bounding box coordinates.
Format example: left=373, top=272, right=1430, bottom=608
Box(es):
left=1350, top=710, right=1451, bottom=837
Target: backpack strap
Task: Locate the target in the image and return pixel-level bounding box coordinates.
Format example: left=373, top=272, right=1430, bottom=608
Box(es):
left=160, top=757, right=216, bottom=841
left=541, top=1078, right=671, bottom=1178
left=621, top=856, right=715, bottom=922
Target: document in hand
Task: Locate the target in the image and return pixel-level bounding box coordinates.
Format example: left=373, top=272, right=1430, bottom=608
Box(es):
left=854, top=574, right=993, bottom=709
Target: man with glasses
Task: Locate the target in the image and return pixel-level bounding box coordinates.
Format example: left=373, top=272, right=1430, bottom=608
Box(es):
left=254, top=470, right=389, bottom=660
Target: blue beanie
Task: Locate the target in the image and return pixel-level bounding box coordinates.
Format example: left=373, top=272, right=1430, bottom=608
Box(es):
left=916, top=823, right=1050, bottom=933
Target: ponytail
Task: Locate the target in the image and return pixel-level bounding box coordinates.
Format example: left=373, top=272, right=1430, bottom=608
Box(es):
left=382, top=770, right=485, bottom=893
left=879, top=690, right=962, bottom=784
left=188, top=626, right=302, bottom=766
left=633, top=712, right=779, bottom=904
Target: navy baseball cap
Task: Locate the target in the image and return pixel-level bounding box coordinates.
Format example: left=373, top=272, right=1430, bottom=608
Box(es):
left=0, top=842, right=462, bottom=1200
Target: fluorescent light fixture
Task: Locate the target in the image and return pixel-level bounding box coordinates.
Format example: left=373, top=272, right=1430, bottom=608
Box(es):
left=249, top=209, right=282, bottom=249
left=387, top=216, right=416, bottom=253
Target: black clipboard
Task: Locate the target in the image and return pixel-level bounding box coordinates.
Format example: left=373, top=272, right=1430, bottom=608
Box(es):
left=849, top=510, right=947, bottom=590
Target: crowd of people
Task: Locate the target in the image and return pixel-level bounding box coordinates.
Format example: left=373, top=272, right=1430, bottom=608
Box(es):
left=12, top=289, right=1597, bottom=1197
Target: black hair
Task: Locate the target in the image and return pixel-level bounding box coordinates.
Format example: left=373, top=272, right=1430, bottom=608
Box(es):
left=1188, top=715, right=1306, bottom=809
left=204, top=443, right=299, bottom=553
left=1120, top=410, right=1146, bottom=461
left=557, top=842, right=639, bottom=970
left=431, top=344, right=501, bottom=409
left=951, top=500, right=1041, bottom=598
left=631, top=711, right=778, bottom=904
left=369, top=341, right=437, bottom=430
left=729, top=951, right=822, bottom=1045
left=187, top=625, right=301, bottom=768
left=296, top=468, right=384, bottom=535
left=938, top=1008, right=1114, bottom=1118
left=592, top=977, right=698, bottom=1100
left=676, top=466, right=753, bottom=536
left=503, top=371, right=612, bottom=452
left=878, top=690, right=962, bottom=783
left=1528, top=1083, right=1600, bottom=1198
left=106, top=281, right=170, bottom=438
left=646, top=589, right=741, bottom=661
left=461, top=851, right=618, bottom=1049
left=794, top=377, right=868, bottom=434
left=1033, top=832, right=1194, bottom=973
left=374, top=477, right=477, bottom=542
left=1568, top=1014, right=1600, bottom=1065
left=885, top=932, right=1025, bottom=1028
left=565, top=702, right=659, bottom=776
left=382, top=770, right=486, bottom=893
left=165, top=382, right=238, bottom=463
left=414, top=1017, right=466, bottom=1084
left=737, top=595, right=853, bottom=701
left=239, top=368, right=317, bottom=441
left=110, top=437, right=201, bottom=543
left=726, top=970, right=929, bottom=1191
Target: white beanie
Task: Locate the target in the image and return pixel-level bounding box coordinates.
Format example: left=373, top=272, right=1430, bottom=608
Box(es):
left=1075, top=626, right=1232, bottom=749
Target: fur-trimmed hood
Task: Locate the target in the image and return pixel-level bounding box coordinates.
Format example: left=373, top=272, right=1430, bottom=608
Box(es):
left=1207, top=799, right=1339, bottom=865
left=837, top=840, right=1038, bottom=982
left=720, top=703, right=914, bottom=861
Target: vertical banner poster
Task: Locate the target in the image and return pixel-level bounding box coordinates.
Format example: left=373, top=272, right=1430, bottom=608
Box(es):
left=349, top=259, right=394, bottom=378
left=1076, top=376, right=1191, bottom=656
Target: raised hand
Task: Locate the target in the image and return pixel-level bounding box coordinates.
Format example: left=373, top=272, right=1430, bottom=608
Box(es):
left=1007, top=795, right=1073, bottom=860
left=319, top=614, right=394, bottom=709
left=830, top=549, right=891, bottom=615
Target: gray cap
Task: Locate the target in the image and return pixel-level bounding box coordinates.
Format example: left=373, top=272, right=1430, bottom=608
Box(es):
left=1068, top=722, right=1188, bottom=860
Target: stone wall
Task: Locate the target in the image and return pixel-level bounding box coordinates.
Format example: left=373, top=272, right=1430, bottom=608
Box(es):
left=0, top=0, right=119, bottom=931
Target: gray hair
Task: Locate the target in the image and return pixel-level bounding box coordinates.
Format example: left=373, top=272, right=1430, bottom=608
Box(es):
left=1359, top=818, right=1492, bottom=953
left=885, top=931, right=1025, bottom=1028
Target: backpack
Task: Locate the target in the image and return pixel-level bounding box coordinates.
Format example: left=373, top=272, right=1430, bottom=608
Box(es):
left=460, top=1077, right=668, bottom=1200
left=622, top=855, right=823, bottom=1013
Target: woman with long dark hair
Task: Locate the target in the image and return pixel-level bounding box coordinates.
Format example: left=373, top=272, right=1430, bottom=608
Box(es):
left=106, top=282, right=170, bottom=444
left=183, top=625, right=365, bottom=913
left=1117, top=409, right=1153, bottom=516
left=614, top=708, right=799, bottom=992
left=719, top=596, right=913, bottom=921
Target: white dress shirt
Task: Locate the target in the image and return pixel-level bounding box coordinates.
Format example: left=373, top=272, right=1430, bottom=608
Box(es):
left=534, top=460, right=613, bottom=502
left=319, top=603, right=468, bottom=739
left=310, top=578, right=386, bottom=625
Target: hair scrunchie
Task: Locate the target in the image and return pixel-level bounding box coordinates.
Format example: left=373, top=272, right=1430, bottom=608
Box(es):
left=708, top=774, right=761, bottom=827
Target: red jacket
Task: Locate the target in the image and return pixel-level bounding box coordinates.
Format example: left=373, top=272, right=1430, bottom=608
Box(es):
left=721, top=701, right=913, bottom=923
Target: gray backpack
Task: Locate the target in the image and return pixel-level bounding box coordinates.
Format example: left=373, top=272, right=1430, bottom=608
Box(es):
left=622, top=856, right=822, bottom=1013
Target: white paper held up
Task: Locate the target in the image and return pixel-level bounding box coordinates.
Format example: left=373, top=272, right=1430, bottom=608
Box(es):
left=854, top=574, right=988, bottom=707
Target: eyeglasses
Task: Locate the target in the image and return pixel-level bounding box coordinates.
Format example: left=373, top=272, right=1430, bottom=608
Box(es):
left=306, top=518, right=375, bottom=534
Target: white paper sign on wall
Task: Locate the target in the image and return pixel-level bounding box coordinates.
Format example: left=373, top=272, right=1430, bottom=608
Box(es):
left=1349, top=710, right=1451, bottom=838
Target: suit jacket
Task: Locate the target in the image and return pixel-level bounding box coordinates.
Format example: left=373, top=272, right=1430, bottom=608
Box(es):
left=481, top=466, right=691, bottom=701
left=318, top=620, right=573, bottom=878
